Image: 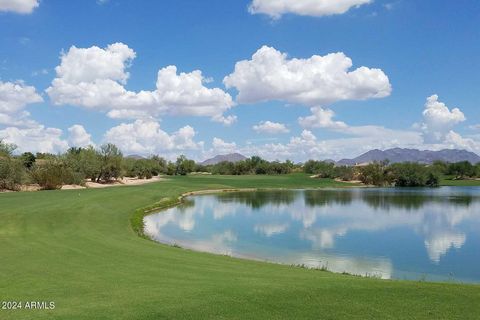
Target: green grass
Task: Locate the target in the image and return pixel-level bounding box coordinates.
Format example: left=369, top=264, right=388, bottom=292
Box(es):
left=1, top=173, right=479, bottom=319
left=440, top=178, right=480, bottom=186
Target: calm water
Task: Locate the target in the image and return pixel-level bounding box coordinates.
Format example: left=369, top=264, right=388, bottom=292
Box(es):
left=144, top=188, right=480, bottom=283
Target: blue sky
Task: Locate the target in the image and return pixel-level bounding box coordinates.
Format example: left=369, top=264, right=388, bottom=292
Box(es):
left=1, top=0, right=479, bottom=161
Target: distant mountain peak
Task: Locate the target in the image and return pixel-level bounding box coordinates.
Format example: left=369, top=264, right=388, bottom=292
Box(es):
left=200, top=153, right=247, bottom=165
left=126, top=154, right=146, bottom=160
left=337, top=148, right=480, bottom=166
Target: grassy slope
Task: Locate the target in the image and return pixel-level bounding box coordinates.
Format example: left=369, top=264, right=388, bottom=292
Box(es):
left=440, top=179, right=480, bottom=186
left=1, top=174, right=479, bottom=319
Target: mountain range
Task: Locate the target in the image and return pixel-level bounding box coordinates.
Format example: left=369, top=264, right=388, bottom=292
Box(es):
left=200, top=153, right=247, bottom=165
left=130, top=149, right=480, bottom=166
left=337, top=148, right=480, bottom=165
left=125, top=154, right=146, bottom=160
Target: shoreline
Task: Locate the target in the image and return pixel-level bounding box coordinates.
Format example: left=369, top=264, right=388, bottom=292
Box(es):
left=134, top=186, right=478, bottom=285
left=132, top=188, right=268, bottom=237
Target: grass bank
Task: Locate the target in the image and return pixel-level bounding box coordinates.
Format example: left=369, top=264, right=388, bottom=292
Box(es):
left=1, top=174, right=479, bottom=319
left=440, top=178, right=480, bottom=186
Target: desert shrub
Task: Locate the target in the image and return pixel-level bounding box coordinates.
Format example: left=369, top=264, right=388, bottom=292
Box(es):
left=208, top=157, right=293, bottom=176
left=30, top=159, right=72, bottom=190
left=134, top=160, right=154, bottom=179
left=358, top=162, right=392, bottom=186
left=389, top=162, right=437, bottom=187
left=149, top=156, right=168, bottom=175
left=334, top=166, right=355, bottom=181
left=303, top=160, right=335, bottom=178
left=431, top=160, right=449, bottom=175
left=211, top=161, right=235, bottom=175
left=0, top=157, right=26, bottom=191
left=194, top=164, right=209, bottom=173
left=64, top=146, right=101, bottom=182
left=425, top=171, right=441, bottom=187
left=357, top=162, right=440, bottom=187
left=447, top=161, right=476, bottom=179
left=0, top=140, right=16, bottom=157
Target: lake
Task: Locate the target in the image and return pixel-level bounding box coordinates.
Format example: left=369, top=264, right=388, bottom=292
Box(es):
left=144, top=187, right=480, bottom=283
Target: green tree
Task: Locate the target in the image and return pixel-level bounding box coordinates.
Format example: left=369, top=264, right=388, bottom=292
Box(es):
left=80, top=146, right=102, bottom=181
left=333, top=166, right=355, bottom=181
left=63, top=146, right=101, bottom=183
left=0, top=140, right=16, bottom=157
left=20, top=152, right=36, bottom=169
left=448, top=161, right=476, bottom=179
left=211, top=161, right=235, bottom=175
left=390, top=162, right=429, bottom=187
left=175, top=155, right=195, bottom=175
left=249, top=156, right=263, bottom=168
left=358, top=161, right=391, bottom=186
left=128, top=159, right=156, bottom=179
left=97, top=144, right=123, bottom=182
left=432, top=160, right=448, bottom=175
left=0, top=141, right=25, bottom=191
left=167, top=161, right=176, bottom=175
left=150, top=155, right=168, bottom=175
left=303, top=160, right=335, bottom=178
left=425, top=170, right=441, bottom=187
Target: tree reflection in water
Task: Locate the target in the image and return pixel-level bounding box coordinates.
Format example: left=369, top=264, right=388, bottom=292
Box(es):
left=144, top=187, right=480, bottom=282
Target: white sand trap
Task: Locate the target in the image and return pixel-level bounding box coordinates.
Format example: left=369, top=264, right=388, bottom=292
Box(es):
left=85, top=176, right=165, bottom=189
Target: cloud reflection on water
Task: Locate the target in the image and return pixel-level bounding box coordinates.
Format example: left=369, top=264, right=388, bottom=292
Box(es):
left=144, top=188, right=480, bottom=281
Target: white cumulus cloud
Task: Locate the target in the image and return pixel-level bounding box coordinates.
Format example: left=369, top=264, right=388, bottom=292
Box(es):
left=154, top=66, right=234, bottom=120
left=211, top=137, right=237, bottom=154
left=421, top=95, right=466, bottom=143
left=0, top=0, right=39, bottom=14
left=0, top=125, right=69, bottom=154
left=298, top=107, right=348, bottom=129
left=443, top=131, right=480, bottom=153
left=248, top=0, right=371, bottom=19
left=224, top=46, right=391, bottom=107
left=0, top=81, right=43, bottom=126
left=68, top=125, right=94, bottom=148
left=47, top=43, right=235, bottom=125
left=53, top=43, right=135, bottom=85
left=103, top=119, right=203, bottom=158
left=253, top=121, right=289, bottom=134
left=0, top=80, right=74, bottom=153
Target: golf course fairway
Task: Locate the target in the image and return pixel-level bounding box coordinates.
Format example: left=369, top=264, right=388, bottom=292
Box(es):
left=1, top=174, right=479, bottom=319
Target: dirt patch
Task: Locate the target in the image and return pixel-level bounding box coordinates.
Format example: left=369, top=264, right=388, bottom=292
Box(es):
left=334, top=179, right=363, bottom=184
left=61, top=184, right=87, bottom=190
left=20, top=184, right=42, bottom=192
left=85, top=176, right=165, bottom=189
left=1, top=176, right=165, bottom=193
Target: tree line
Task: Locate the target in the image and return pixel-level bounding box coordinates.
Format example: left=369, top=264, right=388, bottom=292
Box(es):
left=303, top=159, right=480, bottom=187
left=0, top=140, right=299, bottom=191
left=1, top=141, right=180, bottom=191
left=2, top=139, right=480, bottom=191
